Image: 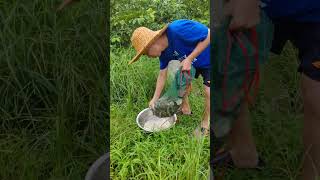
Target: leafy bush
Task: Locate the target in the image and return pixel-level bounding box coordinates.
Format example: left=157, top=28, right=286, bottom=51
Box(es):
left=111, top=0, right=209, bottom=47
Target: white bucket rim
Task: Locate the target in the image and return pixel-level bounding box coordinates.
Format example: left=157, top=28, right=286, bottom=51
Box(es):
left=136, top=108, right=177, bottom=133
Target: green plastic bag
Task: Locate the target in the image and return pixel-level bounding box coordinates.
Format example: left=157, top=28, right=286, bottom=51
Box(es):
left=153, top=60, right=196, bottom=117
left=212, top=11, right=274, bottom=138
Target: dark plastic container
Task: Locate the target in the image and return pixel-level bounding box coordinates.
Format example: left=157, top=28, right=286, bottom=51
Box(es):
left=85, top=153, right=109, bottom=180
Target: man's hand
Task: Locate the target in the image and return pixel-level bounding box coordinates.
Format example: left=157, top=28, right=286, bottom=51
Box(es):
left=150, top=69, right=167, bottom=110
left=181, top=58, right=192, bottom=72
left=149, top=98, right=158, bottom=109
left=224, top=0, right=260, bottom=31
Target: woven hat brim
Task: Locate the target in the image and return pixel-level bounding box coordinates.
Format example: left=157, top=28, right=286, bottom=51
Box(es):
left=128, top=25, right=168, bottom=65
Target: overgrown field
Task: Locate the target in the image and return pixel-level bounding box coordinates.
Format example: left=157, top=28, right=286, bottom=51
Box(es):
left=0, top=1, right=108, bottom=179
left=110, top=48, right=210, bottom=179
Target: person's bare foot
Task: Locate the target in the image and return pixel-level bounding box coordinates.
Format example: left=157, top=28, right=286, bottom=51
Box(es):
left=193, top=120, right=210, bottom=137
left=193, top=126, right=209, bottom=137
left=201, top=119, right=209, bottom=129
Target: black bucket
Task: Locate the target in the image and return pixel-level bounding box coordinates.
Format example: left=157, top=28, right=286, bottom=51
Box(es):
left=85, top=152, right=110, bottom=180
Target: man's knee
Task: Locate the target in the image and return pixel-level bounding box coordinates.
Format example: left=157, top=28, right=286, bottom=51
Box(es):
left=302, top=74, right=320, bottom=118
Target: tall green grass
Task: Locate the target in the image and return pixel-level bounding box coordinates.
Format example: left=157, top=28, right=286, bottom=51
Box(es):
left=110, top=48, right=210, bottom=179
left=0, top=1, right=108, bottom=179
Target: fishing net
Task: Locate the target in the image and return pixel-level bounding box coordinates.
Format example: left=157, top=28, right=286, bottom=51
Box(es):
left=212, top=11, right=274, bottom=138
left=153, top=60, right=196, bottom=117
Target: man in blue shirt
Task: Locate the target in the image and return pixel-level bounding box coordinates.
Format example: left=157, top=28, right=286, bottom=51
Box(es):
left=212, top=0, right=320, bottom=179
left=129, top=20, right=211, bottom=137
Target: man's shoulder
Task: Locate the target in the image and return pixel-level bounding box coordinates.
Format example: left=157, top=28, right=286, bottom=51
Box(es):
left=168, top=19, right=203, bottom=29
left=167, top=19, right=207, bottom=35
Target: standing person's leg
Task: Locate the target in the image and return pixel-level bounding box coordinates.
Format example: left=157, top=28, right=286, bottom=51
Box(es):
left=228, top=102, right=259, bottom=167
left=288, top=22, right=320, bottom=180
left=202, top=69, right=211, bottom=130
left=181, top=84, right=192, bottom=114
left=201, top=84, right=210, bottom=129
left=301, top=74, right=320, bottom=180
left=194, top=68, right=210, bottom=137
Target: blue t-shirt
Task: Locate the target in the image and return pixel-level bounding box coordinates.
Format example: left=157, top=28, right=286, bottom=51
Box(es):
left=159, top=19, right=210, bottom=70
left=260, top=0, right=320, bottom=22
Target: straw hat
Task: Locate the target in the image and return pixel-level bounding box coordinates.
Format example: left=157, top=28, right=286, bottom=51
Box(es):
left=129, top=25, right=168, bottom=64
